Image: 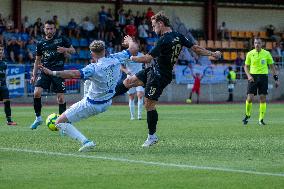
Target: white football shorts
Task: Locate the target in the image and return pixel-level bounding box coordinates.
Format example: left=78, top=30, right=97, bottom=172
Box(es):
left=65, top=97, right=112, bottom=123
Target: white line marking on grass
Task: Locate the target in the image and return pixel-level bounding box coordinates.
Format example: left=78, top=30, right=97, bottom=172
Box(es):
left=1, top=147, right=284, bottom=177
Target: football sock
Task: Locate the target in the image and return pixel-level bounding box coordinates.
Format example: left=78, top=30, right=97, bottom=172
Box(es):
left=34, top=98, right=42, bottom=117
left=57, top=123, right=88, bottom=144
left=129, top=99, right=135, bottom=118
left=189, top=92, right=192, bottom=100
left=137, top=98, right=143, bottom=118
left=259, top=102, right=266, bottom=121
left=59, top=102, right=66, bottom=115
left=147, top=109, right=158, bottom=135
left=4, top=100, right=12, bottom=122
left=245, top=100, right=252, bottom=117
left=114, top=82, right=129, bottom=97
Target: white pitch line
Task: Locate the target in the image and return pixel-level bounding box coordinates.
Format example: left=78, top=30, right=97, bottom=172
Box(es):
left=1, top=147, right=284, bottom=177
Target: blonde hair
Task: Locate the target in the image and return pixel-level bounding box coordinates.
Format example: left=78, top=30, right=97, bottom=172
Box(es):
left=151, top=11, right=170, bottom=27
left=89, top=40, right=105, bottom=53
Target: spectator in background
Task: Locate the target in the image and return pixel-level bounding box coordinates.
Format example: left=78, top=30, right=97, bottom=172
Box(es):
left=226, top=66, right=236, bottom=102
left=266, top=24, right=281, bottom=42
left=6, top=36, right=24, bottom=63
left=145, top=32, right=157, bottom=52
left=118, top=9, right=126, bottom=28
left=22, top=16, right=31, bottom=31
left=26, top=37, right=36, bottom=63
left=53, top=15, right=60, bottom=30
left=134, top=11, right=143, bottom=27
left=5, top=15, right=14, bottom=30
left=98, top=5, right=107, bottom=40
left=145, top=7, right=154, bottom=22
left=271, top=42, right=282, bottom=62
left=137, top=18, right=149, bottom=52
left=124, top=20, right=137, bottom=37
left=0, top=14, right=5, bottom=34
left=186, top=70, right=204, bottom=104
left=234, top=52, right=244, bottom=79
left=125, top=9, right=134, bottom=25
left=105, top=8, right=115, bottom=42
left=81, top=16, right=95, bottom=39
left=67, top=18, right=78, bottom=37
left=34, top=18, right=43, bottom=37
left=218, top=21, right=230, bottom=40
left=112, top=21, right=123, bottom=52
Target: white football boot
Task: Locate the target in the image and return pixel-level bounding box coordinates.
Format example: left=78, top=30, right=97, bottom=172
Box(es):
left=79, top=141, right=96, bottom=152
left=142, top=134, right=158, bottom=147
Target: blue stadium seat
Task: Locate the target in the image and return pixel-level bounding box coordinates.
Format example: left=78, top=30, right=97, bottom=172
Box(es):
left=79, top=38, right=89, bottom=47
left=79, top=50, right=89, bottom=60
left=71, top=38, right=79, bottom=47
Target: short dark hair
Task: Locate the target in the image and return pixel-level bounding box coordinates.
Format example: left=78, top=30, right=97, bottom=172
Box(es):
left=151, top=11, right=170, bottom=27
left=45, top=20, right=55, bottom=26
left=254, top=37, right=262, bottom=41
left=228, top=66, right=232, bottom=71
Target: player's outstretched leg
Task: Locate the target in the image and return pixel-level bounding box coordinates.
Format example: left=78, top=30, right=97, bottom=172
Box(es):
left=56, top=122, right=95, bottom=152
left=114, top=81, right=129, bottom=97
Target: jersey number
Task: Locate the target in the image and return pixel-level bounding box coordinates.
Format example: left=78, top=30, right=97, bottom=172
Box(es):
left=171, top=44, right=182, bottom=65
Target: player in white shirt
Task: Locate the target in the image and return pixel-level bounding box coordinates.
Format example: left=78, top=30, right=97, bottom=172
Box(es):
left=39, top=39, right=138, bottom=152
left=120, top=51, right=144, bottom=120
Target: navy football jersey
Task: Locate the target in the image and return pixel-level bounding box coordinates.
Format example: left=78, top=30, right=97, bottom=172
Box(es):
left=36, top=35, right=71, bottom=70
left=149, top=31, right=195, bottom=81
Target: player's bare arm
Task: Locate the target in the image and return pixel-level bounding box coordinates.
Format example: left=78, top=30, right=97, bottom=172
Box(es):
left=120, top=65, right=132, bottom=76
left=191, top=45, right=221, bottom=59
left=31, top=56, right=41, bottom=84
left=39, top=65, right=81, bottom=79
left=130, top=54, right=153, bottom=64
left=57, top=45, right=76, bottom=54
left=244, top=64, right=254, bottom=82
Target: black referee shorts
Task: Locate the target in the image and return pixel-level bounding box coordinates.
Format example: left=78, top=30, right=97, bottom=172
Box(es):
left=247, top=74, right=268, bottom=95
left=35, top=73, right=66, bottom=93
left=0, top=86, right=10, bottom=100
left=135, top=67, right=170, bottom=101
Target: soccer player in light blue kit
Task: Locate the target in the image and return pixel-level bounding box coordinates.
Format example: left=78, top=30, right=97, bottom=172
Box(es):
left=39, top=39, right=139, bottom=152
left=120, top=52, right=144, bottom=120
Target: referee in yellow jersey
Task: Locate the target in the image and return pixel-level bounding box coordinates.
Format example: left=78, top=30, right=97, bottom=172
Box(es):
left=243, top=37, right=280, bottom=126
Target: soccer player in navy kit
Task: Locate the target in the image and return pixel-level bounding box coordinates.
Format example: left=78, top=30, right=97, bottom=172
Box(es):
left=115, top=12, right=221, bottom=147
left=30, top=20, right=75, bottom=129
left=0, top=44, right=17, bottom=126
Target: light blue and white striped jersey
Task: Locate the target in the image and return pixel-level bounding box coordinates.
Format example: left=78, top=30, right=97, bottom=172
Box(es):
left=79, top=50, right=131, bottom=102
left=123, top=52, right=143, bottom=75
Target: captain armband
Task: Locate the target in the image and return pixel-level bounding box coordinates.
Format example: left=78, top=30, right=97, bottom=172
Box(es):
left=273, top=75, right=279, bottom=81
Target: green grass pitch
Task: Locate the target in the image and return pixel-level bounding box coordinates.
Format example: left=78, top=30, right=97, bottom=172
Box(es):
left=0, top=104, right=283, bottom=189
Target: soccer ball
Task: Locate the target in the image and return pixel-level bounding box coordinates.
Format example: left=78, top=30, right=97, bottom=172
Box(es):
left=46, top=113, right=59, bottom=131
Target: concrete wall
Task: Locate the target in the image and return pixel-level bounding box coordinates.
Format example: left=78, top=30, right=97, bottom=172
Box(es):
left=22, top=0, right=114, bottom=25
left=218, top=7, right=284, bottom=31
left=0, top=0, right=12, bottom=17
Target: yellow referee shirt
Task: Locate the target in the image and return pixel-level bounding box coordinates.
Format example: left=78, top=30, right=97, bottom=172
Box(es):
left=245, top=49, right=274, bottom=74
